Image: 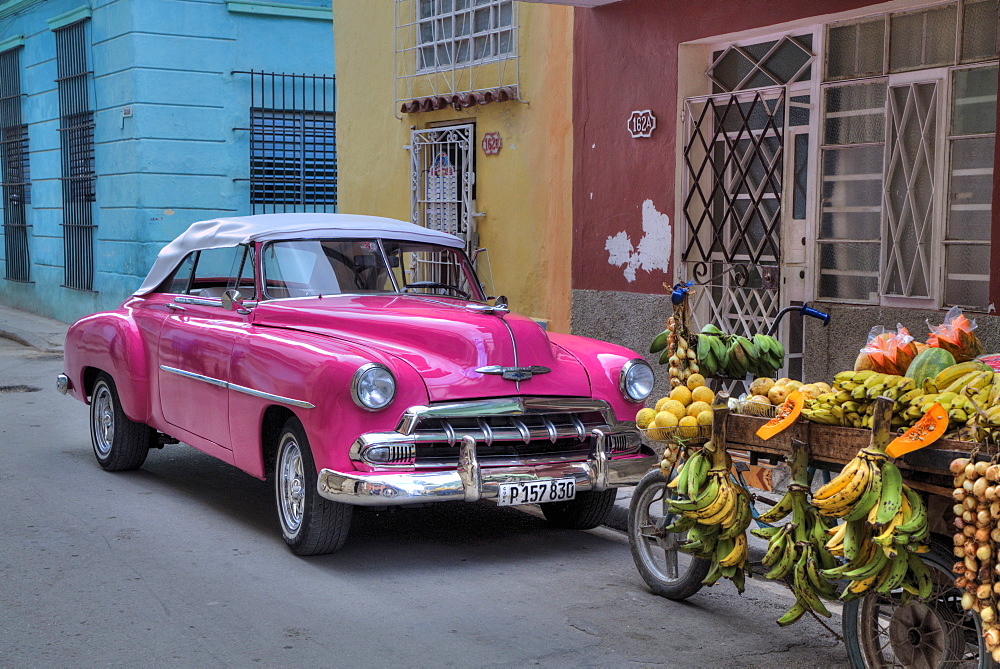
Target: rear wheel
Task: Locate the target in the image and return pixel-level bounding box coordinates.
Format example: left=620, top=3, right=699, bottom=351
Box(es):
left=842, top=542, right=989, bottom=668
left=89, top=373, right=151, bottom=472
left=540, top=488, right=616, bottom=530
left=628, top=468, right=711, bottom=600
left=274, top=417, right=352, bottom=555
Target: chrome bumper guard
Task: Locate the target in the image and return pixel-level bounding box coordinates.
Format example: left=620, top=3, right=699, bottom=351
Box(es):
left=317, top=426, right=655, bottom=506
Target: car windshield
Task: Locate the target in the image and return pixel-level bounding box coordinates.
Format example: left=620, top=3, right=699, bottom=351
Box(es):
left=261, top=239, right=484, bottom=300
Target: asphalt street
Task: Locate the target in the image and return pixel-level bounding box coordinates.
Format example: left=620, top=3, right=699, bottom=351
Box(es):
left=0, top=336, right=850, bottom=667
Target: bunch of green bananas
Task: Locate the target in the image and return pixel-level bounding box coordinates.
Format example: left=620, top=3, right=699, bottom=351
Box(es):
left=695, top=324, right=784, bottom=379
left=665, top=443, right=753, bottom=592
left=811, top=445, right=933, bottom=601
left=750, top=441, right=839, bottom=625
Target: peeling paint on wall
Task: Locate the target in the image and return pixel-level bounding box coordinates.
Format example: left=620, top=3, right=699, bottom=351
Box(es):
left=604, top=199, right=670, bottom=283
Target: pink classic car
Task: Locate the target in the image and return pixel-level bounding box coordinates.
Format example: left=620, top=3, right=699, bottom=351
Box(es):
left=58, top=214, right=656, bottom=554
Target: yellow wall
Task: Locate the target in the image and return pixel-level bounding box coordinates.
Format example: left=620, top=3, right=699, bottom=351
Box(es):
left=332, top=1, right=574, bottom=333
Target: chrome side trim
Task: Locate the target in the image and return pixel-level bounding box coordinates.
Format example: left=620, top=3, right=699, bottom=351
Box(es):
left=172, top=295, right=259, bottom=309
left=158, top=365, right=314, bottom=409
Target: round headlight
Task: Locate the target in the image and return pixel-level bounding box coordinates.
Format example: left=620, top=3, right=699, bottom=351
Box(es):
left=351, top=363, right=396, bottom=411
left=620, top=359, right=654, bottom=402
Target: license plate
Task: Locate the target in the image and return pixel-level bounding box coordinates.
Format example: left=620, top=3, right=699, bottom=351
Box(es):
left=497, top=478, right=575, bottom=506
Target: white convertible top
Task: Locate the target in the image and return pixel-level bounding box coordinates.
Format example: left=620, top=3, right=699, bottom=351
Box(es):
left=134, top=213, right=465, bottom=295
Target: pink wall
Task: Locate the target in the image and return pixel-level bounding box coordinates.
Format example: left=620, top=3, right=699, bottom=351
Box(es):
left=570, top=0, right=951, bottom=295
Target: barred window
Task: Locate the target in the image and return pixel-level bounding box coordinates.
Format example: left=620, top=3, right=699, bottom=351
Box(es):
left=251, top=109, right=337, bottom=208
left=0, top=46, right=30, bottom=282
left=417, top=0, right=514, bottom=71
left=238, top=71, right=337, bottom=214
left=55, top=20, right=95, bottom=291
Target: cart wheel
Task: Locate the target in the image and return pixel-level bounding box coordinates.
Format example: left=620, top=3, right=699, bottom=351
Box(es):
left=842, top=542, right=991, bottom=668
left=628, top=468, right=711, bottom=600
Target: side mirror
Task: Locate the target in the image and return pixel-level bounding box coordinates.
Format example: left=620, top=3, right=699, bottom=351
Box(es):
left=222, top=289, right=251, bottom=314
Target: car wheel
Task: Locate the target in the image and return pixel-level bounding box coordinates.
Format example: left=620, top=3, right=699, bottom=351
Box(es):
left=90, top=373, right=151, bottom=472
left=274, top=417, right=352, bottom=555
left=539, top=488, right=616, bottom=530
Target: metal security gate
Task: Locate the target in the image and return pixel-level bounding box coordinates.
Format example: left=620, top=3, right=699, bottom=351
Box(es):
left=55, top=20, right=95, bottom=292
left=410, top=124, right=476, bottom=251
left=681, top=88, right=789, bottom=375
left=0, top=47, right=30, bottom=282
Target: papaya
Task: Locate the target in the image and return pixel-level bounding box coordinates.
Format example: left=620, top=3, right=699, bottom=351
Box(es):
left=755, top=390, right=803, bottom=441
left=905, top=347, right=956, bottom=386
left=885, top=403, right=948, bottom=458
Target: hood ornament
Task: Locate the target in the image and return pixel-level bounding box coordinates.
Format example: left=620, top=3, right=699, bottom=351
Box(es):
left=476, top=365, right=551, bottom=382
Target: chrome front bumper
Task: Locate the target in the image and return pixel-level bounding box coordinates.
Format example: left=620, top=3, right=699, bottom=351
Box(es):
left=317, top=427, right=655, bottom=506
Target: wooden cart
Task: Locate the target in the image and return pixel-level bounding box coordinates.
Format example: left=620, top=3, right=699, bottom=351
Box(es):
left=628, top=402, right=990, bottom=668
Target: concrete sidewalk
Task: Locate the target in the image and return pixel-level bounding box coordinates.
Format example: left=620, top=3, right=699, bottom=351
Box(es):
left=0, top=303, right=67, bottom=353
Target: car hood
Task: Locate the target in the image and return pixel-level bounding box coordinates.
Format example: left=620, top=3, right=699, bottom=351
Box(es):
left=250, top=295, right=593, bottom=402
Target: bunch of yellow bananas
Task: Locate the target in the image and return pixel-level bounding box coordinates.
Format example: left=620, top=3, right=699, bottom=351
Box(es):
left=751, top=441, right=839, bottom=625
left=812, top=443, right=932, bottom=601
left=666, top=442, right=752, bottom=592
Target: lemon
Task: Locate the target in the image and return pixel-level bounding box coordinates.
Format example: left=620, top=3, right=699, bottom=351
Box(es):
left=661, top=399, right=687, bottom=421
left=678, top=415, right=699, bottom=438
left=687, top=400, right=712, bottom=417
left=686, top=373, right=706, bottom=389
left=635, top=408, right=657, bottom=429
left=669, top=385, right=692, bottom=406
left=691, top=385, right=714, bottom=404
left=696, top=409, right=713, bottom=426
left=749, top=377, right=775, bottom=397
left=654, top=396, right=671, bottom=413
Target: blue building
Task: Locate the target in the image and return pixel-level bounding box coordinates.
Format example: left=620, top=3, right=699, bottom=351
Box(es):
left=0, top=0, right=336, bottom=322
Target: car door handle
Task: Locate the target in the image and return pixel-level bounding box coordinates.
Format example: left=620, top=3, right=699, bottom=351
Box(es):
left=167, top=303, right=187, bottom=311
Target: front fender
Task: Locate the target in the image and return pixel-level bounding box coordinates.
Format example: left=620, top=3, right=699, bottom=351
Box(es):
left=547, top=332, right=646, bottom=422
left=229, top=328, right=430, bottom=479
left=64, top=302, right=154, bottom=423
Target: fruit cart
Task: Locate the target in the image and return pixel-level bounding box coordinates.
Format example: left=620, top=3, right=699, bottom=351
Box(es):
left=628, top=398, right=991, bottom=668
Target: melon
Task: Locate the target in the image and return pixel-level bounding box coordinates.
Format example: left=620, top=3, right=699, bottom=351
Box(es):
left=905, top=347, right=957, bottom=386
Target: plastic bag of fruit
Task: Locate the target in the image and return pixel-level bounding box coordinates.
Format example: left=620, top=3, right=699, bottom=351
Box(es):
left=927, top=306, right=984, bottom=363
left=859, top=324, right=919, bottom=376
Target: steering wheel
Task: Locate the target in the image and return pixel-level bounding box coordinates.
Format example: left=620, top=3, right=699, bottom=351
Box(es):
left=402, top=281, right=471, bottom=300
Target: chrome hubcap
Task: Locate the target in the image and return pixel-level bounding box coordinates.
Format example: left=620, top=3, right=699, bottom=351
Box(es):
left=92, top=385, right=115, bottom=457
left=278, top=438, right=305, bottom=534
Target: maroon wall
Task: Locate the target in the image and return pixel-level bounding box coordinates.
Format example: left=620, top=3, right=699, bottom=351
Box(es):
left=571, top=0, right=907, bottom=295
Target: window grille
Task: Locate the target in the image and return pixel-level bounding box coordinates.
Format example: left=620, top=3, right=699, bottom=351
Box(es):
left=708, top=35, right=814, bottom=93
left=394, top=0, right=520, bottom=110
left=235, top=71, right=337, bottom=214
left=0, top=47, right=30, bottom=282
left=55, top=20, right=95, bottom=291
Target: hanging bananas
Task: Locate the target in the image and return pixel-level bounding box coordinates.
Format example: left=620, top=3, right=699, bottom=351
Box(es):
left=666, top=439, right=752, bottom=593
left=811, top=397, right=933, bottom=602
left=751, top=440, right=839, bottom=625
left=692, top=324, right=784, bottom=379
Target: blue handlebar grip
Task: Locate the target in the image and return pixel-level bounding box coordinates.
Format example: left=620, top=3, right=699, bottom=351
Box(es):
left=800, top=303, right=830, bottom=325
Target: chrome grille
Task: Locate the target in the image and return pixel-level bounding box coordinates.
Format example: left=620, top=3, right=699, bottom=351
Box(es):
left=411, top=411, right=606, bottom=467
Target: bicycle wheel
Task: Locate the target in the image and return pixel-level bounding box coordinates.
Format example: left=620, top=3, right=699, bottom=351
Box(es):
left=842, top=542, right=990, bottom=668
left=628, top=468, right=711, bottom=600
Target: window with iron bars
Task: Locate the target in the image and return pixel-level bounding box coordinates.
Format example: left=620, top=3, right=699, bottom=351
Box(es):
left=237, top=71, right=337, bottom=214
left=55, top=20, right=96, bottom=291
left=818, top=0, right=998, bottom=309
left=0, top=46, right=31, bottom=283
left=416, top=0, right=515, bottom=71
